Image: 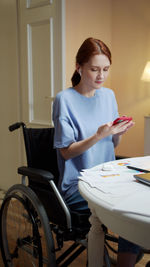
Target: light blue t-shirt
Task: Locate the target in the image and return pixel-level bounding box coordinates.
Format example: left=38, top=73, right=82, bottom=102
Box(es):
left=52, top=87, right=118, bottom=199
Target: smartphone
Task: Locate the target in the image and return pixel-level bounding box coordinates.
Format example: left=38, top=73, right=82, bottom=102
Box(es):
left=134, top=173, right=150, bottom=186
left=113, top=116, right=132, bottom=125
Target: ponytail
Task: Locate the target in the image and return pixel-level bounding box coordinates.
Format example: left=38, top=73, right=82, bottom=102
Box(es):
left=71, top=70, right=81, bottom=87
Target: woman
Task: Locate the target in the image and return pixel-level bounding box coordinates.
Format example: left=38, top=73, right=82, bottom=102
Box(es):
left=53, top=37, right=140, bottom=267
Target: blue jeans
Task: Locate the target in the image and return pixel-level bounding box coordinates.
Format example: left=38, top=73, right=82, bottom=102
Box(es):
left=65, top=189, right=89, bottom=210
left=66, top=190, right=140, bottom=254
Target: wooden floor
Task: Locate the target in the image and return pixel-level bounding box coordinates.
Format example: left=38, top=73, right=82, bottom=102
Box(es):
left=0, top=241, right=149, bottom=266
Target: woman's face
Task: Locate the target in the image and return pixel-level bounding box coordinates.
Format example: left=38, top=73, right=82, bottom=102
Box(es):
left=79, top=54, right=110, bottom=90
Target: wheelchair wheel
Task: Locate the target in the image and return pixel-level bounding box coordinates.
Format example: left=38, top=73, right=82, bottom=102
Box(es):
left=0, top=184, right=56, bottom=267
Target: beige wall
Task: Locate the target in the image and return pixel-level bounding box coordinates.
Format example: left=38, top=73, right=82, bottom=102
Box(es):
left=0, top=0, right=21, bottom=190
left=112, top=0, right=150, bottom=157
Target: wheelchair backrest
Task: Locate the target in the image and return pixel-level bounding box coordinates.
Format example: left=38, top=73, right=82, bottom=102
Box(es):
left=23, top=126, right=59, bottom=185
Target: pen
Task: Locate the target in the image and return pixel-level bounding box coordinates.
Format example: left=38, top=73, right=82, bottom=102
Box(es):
left=127, top=166, right=150, bottom=173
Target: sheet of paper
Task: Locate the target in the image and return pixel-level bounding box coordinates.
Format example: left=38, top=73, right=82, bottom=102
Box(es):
left=79, top=156, right=150, bottom=217
left=79, top=173, right=147, bottom=196
left=79, top=156, right=150, bottom=195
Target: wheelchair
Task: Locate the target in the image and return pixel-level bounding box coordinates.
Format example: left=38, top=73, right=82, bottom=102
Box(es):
left=0, top=122, right=147, bottom=267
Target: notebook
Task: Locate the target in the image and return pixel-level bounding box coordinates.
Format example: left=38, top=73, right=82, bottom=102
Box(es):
left=134, top=173, right=150, bottom=186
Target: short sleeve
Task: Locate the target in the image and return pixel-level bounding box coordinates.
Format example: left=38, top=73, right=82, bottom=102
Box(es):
left=52, top=93, right=76, bottom=148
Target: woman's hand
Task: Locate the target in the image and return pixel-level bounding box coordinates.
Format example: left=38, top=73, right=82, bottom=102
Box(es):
left=96, top=120, right=134, bottom=140
left=113, top=120, right=134, bottom=147
left=112, top=120, right=134, bottom=136
left=96, top=120, right=134, bottom=148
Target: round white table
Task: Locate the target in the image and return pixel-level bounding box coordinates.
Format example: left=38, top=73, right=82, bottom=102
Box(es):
left=79, top=158, right=150, bottom=249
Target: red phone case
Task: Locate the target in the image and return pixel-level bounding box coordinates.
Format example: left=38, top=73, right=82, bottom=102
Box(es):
left=113, top=116, right=132, bottom=125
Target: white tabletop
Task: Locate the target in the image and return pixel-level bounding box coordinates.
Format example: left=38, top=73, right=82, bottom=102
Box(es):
left=78, top=156, right=150, bottom=249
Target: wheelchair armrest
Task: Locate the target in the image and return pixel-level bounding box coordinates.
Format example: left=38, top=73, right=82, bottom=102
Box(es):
left=18, top=166, right=54, bottom=184
left=18, top=166, right=72, bottom=229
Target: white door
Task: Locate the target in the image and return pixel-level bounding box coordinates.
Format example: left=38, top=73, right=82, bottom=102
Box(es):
left=18, top=0, right=65, bottom=127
